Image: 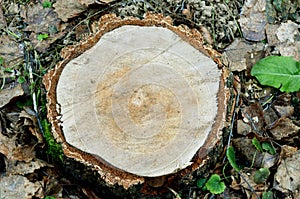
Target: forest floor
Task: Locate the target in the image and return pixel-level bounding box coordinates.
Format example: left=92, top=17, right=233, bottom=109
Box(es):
left=0, top=0, right=300, bottom=198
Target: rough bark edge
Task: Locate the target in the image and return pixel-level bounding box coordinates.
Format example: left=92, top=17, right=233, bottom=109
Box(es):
left=43, top=13, right=228, bottom=190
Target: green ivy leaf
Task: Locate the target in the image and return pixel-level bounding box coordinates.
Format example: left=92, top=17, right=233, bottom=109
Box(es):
left=262, top=142, right=276, bottom=155
left=196, top=178, right=206, bottom=189
left=226, top=146, right=241, bottom=171
left=262, top=191, right=273, bottom=199
left=42, top=0, right=52, bottom=8
left=252, top=137, right=263, bottom=152
left=254, top=168, right=270, bottom=184
left=17, top=76, right=26, bottom=84
left=205, top=174, right=226, bottom=194
left=0, top=57, right=4, bottom=65
left=251, top=56, right=300, bottom=92
left=37, top=33, right=49, bottom=41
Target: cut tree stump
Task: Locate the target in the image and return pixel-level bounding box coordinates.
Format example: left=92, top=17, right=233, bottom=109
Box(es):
left=43, top=13, right=230, bottom=195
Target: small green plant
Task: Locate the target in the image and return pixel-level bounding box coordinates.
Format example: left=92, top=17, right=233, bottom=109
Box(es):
left=41, top=119, right=63, bottom=163
left=0, top=57, right=3, bottom=65
left=44, top=196, right=56, bottom=199
left=37, top=33, right=49, bottom=41
left=251, top=56, right=300, bottom=92
left=196, top=178, right=207, bottom=190
left=252, top=138, right=276, bottom=155
left=226, top=146, right=242, bottom=171
left=254, top=168, right=270, bottom=184
left=42, top=0, right=52, bottom=8
left=205, top=174, right=226, bottom=194
left=262, top=191, right=273, bottom=199
left=252, top=137, right=263, bottom=152
left=262, top=142, right=276, bottom=155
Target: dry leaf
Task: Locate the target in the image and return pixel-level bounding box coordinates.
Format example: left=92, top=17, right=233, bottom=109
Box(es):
left=280, top=145, right=298, bottom=159
left=275, top=151, right=300, bottom=193
left=242, top=102, right=265, bottom=134
left=0, top=175, right=43, bottom=199
left=21, top=3, right=61, bottom=33
left=0, top=84, right=24, bottom=108
left=0, top=0, right=6, bottom=27
left=270, top=117, right=300, bottom=140
left=6, top=158, right=50, bottom=175
left=79, top=0, right=97, bottom=6
left=222, top=38, right=264, bottom=72
left=0, top=35, right=24, bottom=67
left=0, top=131, right=35, bottom=162
left=238, top=0, right=267, bottom=41
left=274, top=105, right=294, bottom=117
left=54, top=0, right=87, bottom=22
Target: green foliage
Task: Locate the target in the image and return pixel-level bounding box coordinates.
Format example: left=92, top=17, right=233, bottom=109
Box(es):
left=254, top=168, right=270, bottom=184
left=205, top=174, right=226, bottom=194
left=44, top=196, right=56, bottom=199
left=262, top=191, right=273, bottom=199
left=17, top=76, right=26, bottom=84
left=42, top=0, right=52, bottom=8
left=251, top=56, right=300, bottom=92
left=37, top=33, right=49, bottom=41
left=0, top=57, right=3, bottom=65
left=252, top=137, right=263, bottom=152
left=41, top=119, right=63, bottom=163
left=262, top=142, right=276, bottom=155
left=196, top=178, right=207, bottom=189
left=226, top=146, right=241, bottom=171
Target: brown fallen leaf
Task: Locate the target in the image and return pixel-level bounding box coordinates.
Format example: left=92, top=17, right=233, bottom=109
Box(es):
left=232, top=138, right=264, bottom=168
left=0, top=84, right=24, bottom=108
left=0, top=175, right=43, bottom=199
left=269, top=117, right=300, bottom=140
left=242, top=102, right=265, bottom=134
left=274, top=151, right=300, bottom=193
left=54, top=0, right=87, bottom=22
left=0, top=35, right=24, bottom=67
left=222, top=38, right=265, bottom=72
left=0, top=132, right=36, bottom=162
left=274, top=105, right=294, bottom=117
left=0, top=0, right=6, bottom=27
left=79, top=0, right=96, bottom=6
left=21, top=3, right=61, bottom=33
left=280, top=145, right=298, bottom=159
left=6, top=158, right=50, bottom=175
left=238, top=0, right=267, bottom=41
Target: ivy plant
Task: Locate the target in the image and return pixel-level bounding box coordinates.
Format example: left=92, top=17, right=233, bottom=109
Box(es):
left=205, top=174, right=226, bottom=194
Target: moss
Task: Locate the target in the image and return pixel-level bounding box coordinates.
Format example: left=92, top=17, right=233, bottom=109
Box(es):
left=41, top=119, right=63, bottom=163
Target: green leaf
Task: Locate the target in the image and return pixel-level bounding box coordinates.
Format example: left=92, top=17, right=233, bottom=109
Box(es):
left=42, top=0, right=52, bottom=8
left=45, top=196, right=56, bottom=199
left=254, top=168, right=270, bottom=184
left=262, top=142, right=276, bottom=155
left=251, top=56, right=300, bottom=92
left=226, top=146, right=241, bottom=171
left=252, top=137, right=263, bottom=152
left=17, top=76, right=26, bottom=84
left=262, top=191, right=273, bottom=199
left=205, top=174, right=226, bottom=194
left=196, top=178, right=206, bottom=189
left=0, top=57, right=4, bottom=65
left=37, top=33, right=49, bottom=41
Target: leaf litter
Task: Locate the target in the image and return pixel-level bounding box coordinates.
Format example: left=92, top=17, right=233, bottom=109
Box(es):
left=0, top=0, right=299, bottom=198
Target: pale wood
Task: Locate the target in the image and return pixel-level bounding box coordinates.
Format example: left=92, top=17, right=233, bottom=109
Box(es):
left=56, top=25, right=221, bottom=177
left=44, top=13, right=228, bottom=189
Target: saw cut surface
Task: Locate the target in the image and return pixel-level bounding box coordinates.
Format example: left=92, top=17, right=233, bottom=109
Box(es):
left=57, top=25, right=221, bottom=177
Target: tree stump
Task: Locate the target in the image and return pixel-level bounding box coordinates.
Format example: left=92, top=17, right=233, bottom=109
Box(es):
left=43, top=13, right=229, bottom=194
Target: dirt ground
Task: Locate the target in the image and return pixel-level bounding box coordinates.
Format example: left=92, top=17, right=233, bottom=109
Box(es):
left=0, top=0, right=300, bottom=198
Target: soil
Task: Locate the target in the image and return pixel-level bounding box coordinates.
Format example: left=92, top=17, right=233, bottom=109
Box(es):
left=0, top=0, right=299, bottom=198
